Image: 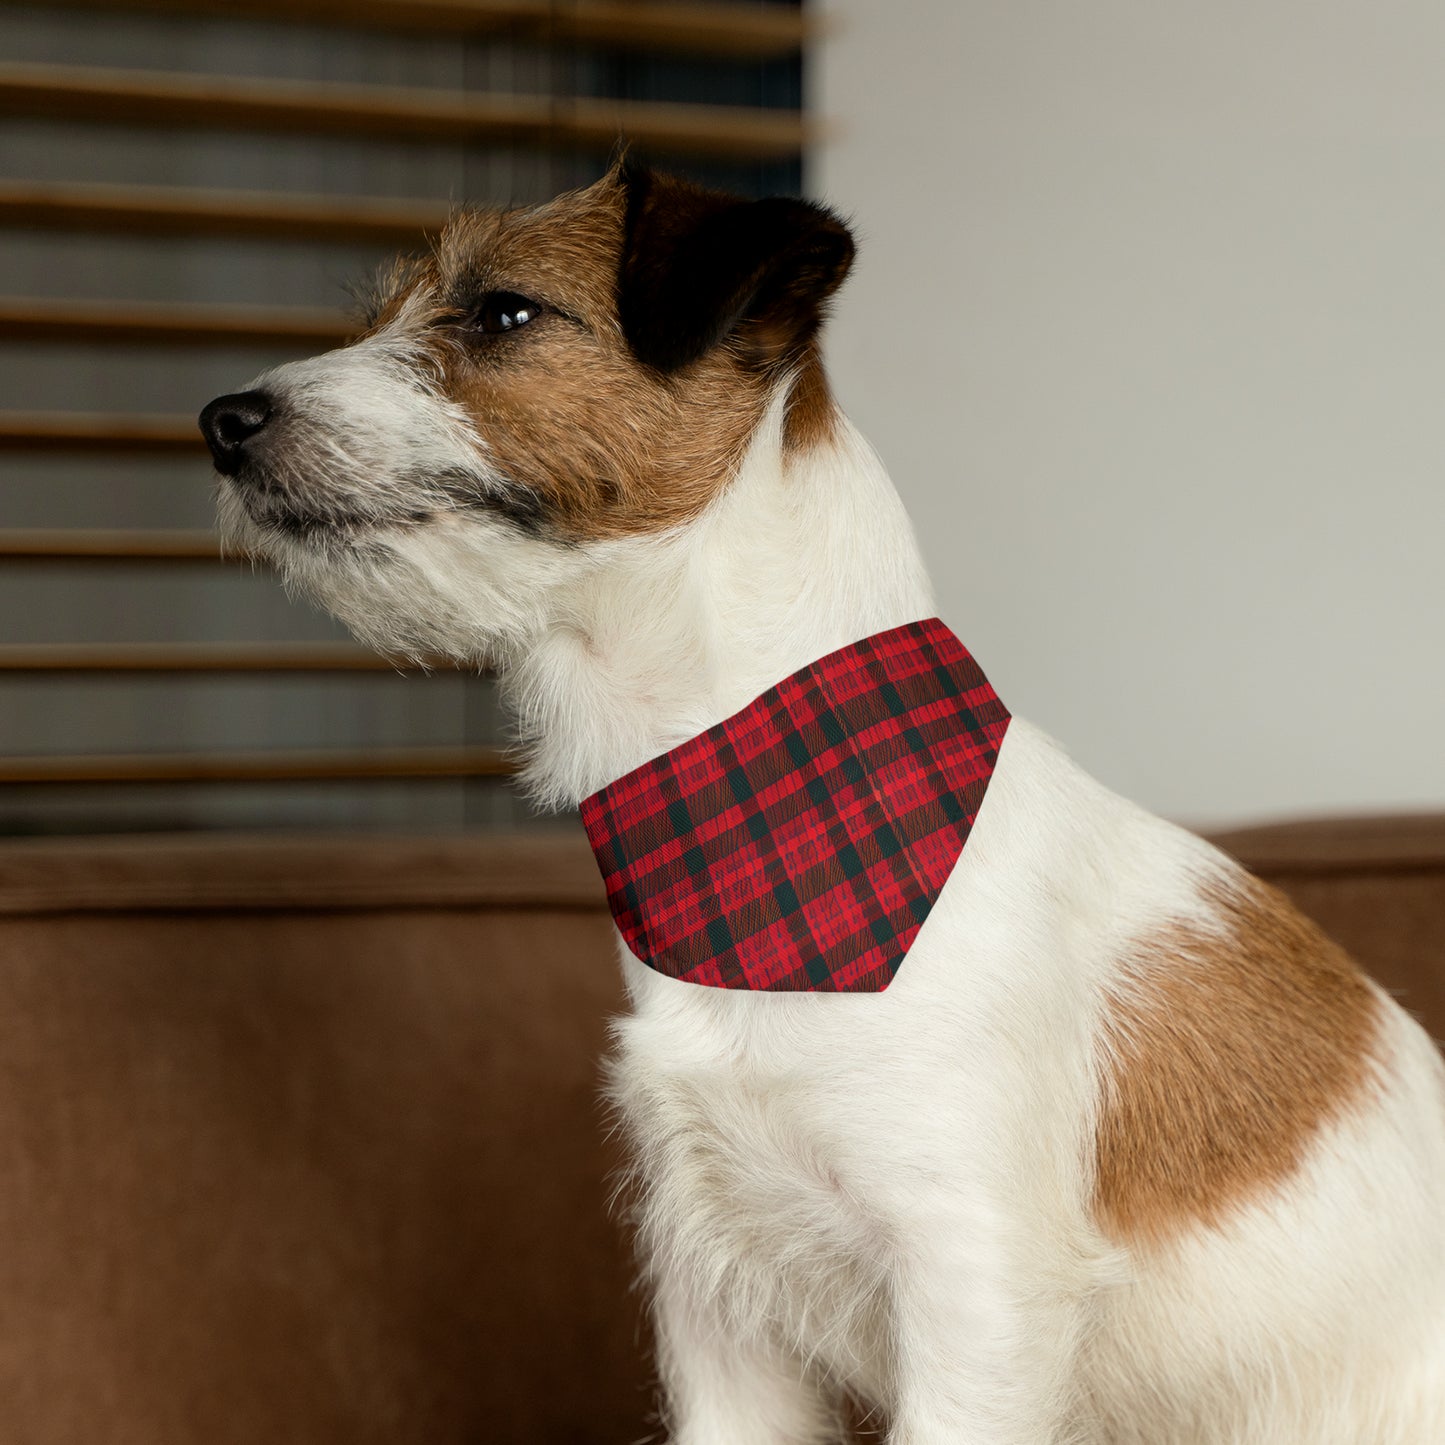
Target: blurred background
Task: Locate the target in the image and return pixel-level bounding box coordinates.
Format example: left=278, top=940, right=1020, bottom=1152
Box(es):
left=0, top=0, right=802, bottom=837
left=2, top=0, right=1441, bottom=838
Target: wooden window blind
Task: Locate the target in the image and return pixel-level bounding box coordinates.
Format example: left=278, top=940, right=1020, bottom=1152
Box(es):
left=0, top=0, right=809, bottom=834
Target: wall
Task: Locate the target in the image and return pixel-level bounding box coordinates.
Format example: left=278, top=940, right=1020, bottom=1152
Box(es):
left=813, top=1, right=1445, bottom=826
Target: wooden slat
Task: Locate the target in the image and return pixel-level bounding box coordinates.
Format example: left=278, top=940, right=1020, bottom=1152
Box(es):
left=0, top=832, right=608, bottom=915
left=544, top=0, right=810, bottom=58
left=0, top=180, right=449, bottom=245
left=0, top=643, right=422, bottom=672
left=0, top=412, right=202, bottom=452
left=0, top=0, right=810, bottom=58
left=0, top=296, right=353, bottom=348
left=0, top=744, right=513, bottom=783
left=0, top=528, right=227, bottom=561
left=0, top=62, right=810, bottom=162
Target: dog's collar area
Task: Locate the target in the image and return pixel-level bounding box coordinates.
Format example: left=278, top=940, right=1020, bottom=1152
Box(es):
left=580, top=618, right=1010, bottom=992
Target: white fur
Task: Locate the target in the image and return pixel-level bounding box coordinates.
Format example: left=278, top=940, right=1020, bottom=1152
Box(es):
left=220, top=348, right=1445, bottom=1444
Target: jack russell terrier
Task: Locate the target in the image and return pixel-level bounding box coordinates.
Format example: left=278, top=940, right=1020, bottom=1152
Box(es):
left=200, top=162, right=1445, bottom=1444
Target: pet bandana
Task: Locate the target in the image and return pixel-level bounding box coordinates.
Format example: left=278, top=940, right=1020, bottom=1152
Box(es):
left=580, top=618, right=1010, bottom=992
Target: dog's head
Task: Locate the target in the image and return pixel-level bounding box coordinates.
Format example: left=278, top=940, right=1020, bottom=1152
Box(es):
left=200, top=163, right=854, bottom=662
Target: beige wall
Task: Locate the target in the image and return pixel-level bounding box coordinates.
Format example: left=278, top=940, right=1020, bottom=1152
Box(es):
left=814, top=1, right=1445, bottom=826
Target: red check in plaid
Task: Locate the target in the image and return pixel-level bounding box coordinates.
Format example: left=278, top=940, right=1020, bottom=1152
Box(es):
left=580, top=619, right=1010, bottom=992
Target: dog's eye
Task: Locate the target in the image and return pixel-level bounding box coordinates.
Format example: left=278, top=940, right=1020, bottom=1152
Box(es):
left=472, top=291, right=543, bottom=334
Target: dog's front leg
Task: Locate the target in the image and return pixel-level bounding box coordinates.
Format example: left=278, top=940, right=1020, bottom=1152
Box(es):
left=653, top=1274, right=844, bottom=1445
left=883, top=1212, right=1093, bottom=1445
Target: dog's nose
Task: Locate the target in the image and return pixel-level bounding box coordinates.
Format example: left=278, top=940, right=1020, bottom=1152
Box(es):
left=199, top=390, right=273, bottom=475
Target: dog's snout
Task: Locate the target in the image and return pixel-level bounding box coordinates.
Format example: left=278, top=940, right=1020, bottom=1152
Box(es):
left=199, top=390, right=273, bottom=475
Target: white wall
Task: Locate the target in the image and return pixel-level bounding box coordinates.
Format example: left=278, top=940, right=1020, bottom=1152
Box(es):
left=814, top=1, right=1445, bottom=827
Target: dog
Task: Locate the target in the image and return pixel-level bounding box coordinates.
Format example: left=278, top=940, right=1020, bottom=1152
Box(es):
left=200, top=162, right=1445, bottom=1444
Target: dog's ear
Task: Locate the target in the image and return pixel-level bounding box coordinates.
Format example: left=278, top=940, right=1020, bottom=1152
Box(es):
left=617, top=162, right=855, bottom=374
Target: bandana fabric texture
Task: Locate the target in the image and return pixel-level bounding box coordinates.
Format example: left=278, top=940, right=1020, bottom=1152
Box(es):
left=580, top=619, right=1010, bottom=992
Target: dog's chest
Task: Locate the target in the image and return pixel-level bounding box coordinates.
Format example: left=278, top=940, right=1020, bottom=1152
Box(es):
left=611, top=984, right=893, bottom=1390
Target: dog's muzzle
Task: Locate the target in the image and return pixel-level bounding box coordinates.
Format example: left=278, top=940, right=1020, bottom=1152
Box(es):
left=199, top=390, right=274, bottom=476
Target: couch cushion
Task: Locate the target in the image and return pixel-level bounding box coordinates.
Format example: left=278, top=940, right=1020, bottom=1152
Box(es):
left=0, top=832, right=648, bottom=1445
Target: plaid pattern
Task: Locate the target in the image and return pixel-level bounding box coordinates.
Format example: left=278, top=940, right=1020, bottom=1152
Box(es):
left=580, top=619, right=1010, bottom=992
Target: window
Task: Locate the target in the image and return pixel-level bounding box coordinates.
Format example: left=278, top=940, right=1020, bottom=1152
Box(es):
left=0, top=0, right=808, bottom=834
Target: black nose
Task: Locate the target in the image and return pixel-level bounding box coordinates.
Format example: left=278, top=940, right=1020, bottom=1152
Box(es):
left=199, top=390, right=272, bottom=475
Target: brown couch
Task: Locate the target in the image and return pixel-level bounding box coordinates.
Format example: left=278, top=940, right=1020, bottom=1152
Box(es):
left=0, top=818, right=1440, bottom=1443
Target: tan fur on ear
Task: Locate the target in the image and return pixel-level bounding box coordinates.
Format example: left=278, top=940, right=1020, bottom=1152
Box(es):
left=781, top=343, right=840, bottom=455
left=1094, top=875, right=1382, bottom=1247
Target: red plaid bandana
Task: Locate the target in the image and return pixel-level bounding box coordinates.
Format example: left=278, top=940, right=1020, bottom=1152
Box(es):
left=580, top=619, right=1010, bottom=992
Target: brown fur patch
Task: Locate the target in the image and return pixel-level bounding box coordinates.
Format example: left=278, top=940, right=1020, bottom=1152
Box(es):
left=363, top=171, right=845, bottom=542
left=438, top=184, right=770, bottom=540
left=1093, top=873, right=1381, bottom=1247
